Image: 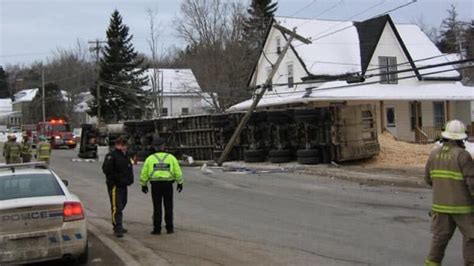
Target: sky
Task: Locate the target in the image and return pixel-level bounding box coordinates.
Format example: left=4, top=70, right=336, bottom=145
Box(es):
left=0, top=0, right=473, bottom=66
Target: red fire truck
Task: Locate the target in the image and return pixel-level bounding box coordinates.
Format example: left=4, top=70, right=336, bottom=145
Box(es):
left=37, top=119, right=76, bottom=149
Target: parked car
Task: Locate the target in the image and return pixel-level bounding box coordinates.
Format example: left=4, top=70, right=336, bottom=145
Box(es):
left=0, top=162, right=88, bottom=264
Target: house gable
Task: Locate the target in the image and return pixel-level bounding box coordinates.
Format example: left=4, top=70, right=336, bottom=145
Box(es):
left=363, top=19, right=421, bottom=84
left=249, top=22, right=308, bottom=91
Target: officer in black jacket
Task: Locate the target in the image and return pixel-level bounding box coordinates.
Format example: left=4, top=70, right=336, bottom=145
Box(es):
left=102, top=137, right=134, bottom=238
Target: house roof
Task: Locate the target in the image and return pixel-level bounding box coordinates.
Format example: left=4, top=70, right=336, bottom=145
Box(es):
left=13, top=88, right=69, bottom=103
left=13, top=88, right=39, bottom=103
left=228, top=82, right=474, bottom=111
left=272, top=15, right=460, bottom=80
left=142, top=68, right=203, bottom=95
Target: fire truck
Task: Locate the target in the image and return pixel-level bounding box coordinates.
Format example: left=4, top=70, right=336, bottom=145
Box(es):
left=37, top=119, right=76, bottom=149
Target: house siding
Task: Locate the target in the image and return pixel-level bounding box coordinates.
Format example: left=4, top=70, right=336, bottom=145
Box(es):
left=251, top=28, right=307, bottom=93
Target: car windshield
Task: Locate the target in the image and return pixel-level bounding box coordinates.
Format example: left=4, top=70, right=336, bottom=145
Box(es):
left=52, top=124, right=70, bottom=132
left=0, top=173, right=64, bottom=201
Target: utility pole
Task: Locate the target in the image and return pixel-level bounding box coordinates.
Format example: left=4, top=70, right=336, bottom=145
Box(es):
left=88, top=39, right=107, bottom=125
left=216, top=26, right=311, bottom=166
left=41, top=68, right=45, bottom=123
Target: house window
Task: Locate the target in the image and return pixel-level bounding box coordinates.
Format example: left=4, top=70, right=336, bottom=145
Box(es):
left=181, top=107, right=189, bottom=115
left=276, top=37, right=281, bottom=54
left=287, top=63, right=294, bottom=88
left=161, top=108, right=168, bottom=117
left=409, top=101, right=423, bottom=130
left=433, top=102, right=445, bottom=128
left=266, top=67, right=273, bottom=91
left=385, top=107, right=396, bottom=127
left=379, top=56, right=398, bottom=84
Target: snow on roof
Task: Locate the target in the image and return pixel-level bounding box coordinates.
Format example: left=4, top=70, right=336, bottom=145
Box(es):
left=13, top=88, right=39, bottom=103
left=228, top=81, right=474, bottom=111
left=274, top=16, right=459, bottom=79
left=142, top=68, right=202, bottom=95
left=310, top=81, right=474, bottom=100
left=74, top=92, right=94, bottom=112
left=13, top=88, right=69, bottom=103
left=276, top=17, right=361, bottom=76
left=396, top=25, right=458, bottom=78
left=0, top=99, right=12, bottom=114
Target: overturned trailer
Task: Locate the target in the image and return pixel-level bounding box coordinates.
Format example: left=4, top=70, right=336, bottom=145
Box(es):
left=80, top=104, right=379, bottom=164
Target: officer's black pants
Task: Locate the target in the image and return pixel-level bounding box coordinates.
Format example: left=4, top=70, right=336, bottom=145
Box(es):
left=151, top=181, right=174, bottom=231
left=107, top=183, right=127, bottom=232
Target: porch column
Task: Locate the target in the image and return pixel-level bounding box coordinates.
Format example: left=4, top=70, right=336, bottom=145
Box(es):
left=445, top=101, right=451, bottom=122
left=380, top=101, right=385, bottom=133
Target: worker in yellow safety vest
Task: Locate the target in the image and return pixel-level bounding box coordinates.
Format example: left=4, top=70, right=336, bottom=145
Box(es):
left=4, top=134, right=21, bottom=164
left=140, top=137, right=183, bottom=235
left=37, top=136, right=52, bottom=164
left=424, top=120, right=474, bottom=266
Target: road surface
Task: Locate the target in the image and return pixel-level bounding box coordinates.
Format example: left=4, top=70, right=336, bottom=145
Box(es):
left=49, top=149, right=463, bottom=266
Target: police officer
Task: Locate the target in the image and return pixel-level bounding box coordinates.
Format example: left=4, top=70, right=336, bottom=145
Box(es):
left=102, top=137, right=134, bottom=238
left=4, top=134, right=21, bottom=164
left=140, top=138, right=183, bottom=235
left=424, top=120, right=474, bottom=266
left=37, top=136, right=52, bottom=164
left=21, top=133, right=33, bottom=163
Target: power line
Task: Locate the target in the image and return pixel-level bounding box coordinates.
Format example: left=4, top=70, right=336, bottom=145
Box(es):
left=306, top=0, right=387, bottom=41
left=288, top=0, right=319, bottom=18
left=291, top=0, right=418, bottom=47
left=266, top=64, right=473, bottom=96
left=296, top=0, right=344, bottom=28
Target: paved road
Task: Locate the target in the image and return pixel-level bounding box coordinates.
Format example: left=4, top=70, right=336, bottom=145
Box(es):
left=49, top=149, right=464, bottom=266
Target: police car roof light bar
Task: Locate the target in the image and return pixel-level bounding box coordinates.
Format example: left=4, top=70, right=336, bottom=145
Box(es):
left=0, top=162, right=48, bottom=173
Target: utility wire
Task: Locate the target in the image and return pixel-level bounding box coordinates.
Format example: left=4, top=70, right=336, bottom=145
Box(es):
left=288, top=0, right=319, bottom=18
left=264, top=64, right=473, bottom=96
left=291, top=0, right=418, bottom=47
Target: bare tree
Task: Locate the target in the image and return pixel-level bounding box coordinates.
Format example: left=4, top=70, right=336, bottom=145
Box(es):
left=175, top=0, right=251, bottom=111
left=146, top=8, right=164, bottom=118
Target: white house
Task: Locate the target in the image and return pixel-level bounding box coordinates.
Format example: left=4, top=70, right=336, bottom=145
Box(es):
left=230, top=15, right=474, bottom=143
left=143, top=68, right=215, bottom=117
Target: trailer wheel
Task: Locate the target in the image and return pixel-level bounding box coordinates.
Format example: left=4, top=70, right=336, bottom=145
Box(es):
left=297, top=156, right=320, bottom=165
left=244, top=150, right=266, bottom=163
left=268, top=149, right=291, bottom=158
left=296, top=149, right=319, bottom=158
left=269, top=156, right=292, bottom=164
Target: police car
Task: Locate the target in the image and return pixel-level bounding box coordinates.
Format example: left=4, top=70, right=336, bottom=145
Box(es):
left=0, top=162, right=88, bottom=264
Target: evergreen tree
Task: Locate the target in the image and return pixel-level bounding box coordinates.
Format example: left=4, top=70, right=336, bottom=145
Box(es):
left=89, top=10, right=149, bottom=123
left=437, top=4, right=465, bottom=54
left=243, top=0, right=278, bottom=50
left=30, top=83, right=67, bottom=123
left=0, top=67, right=10, bottom=99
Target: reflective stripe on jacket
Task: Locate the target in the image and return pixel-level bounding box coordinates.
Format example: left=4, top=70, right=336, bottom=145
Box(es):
left=140, top=152, right=183, bottom=186
left=22, top=142, right=33, bottom=155
left=5, top=142, right=21, bottom=158
left=37, top=142, right=51, bottom=159
left=425, top=142, right=474, bottom=214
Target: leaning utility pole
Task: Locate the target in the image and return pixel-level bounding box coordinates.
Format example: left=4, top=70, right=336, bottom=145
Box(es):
left=216, top=26, right=311, bottom=166
left=41, top=68, right=45, bottom=123
left=88, top=39, right=107, bottom=125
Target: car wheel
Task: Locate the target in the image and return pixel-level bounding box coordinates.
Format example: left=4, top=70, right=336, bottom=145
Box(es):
left=77, top=241, right=89, bottom=265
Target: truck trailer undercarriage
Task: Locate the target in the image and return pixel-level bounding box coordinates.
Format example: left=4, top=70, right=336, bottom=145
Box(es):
left=79, top=104, right=380, bottom=164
